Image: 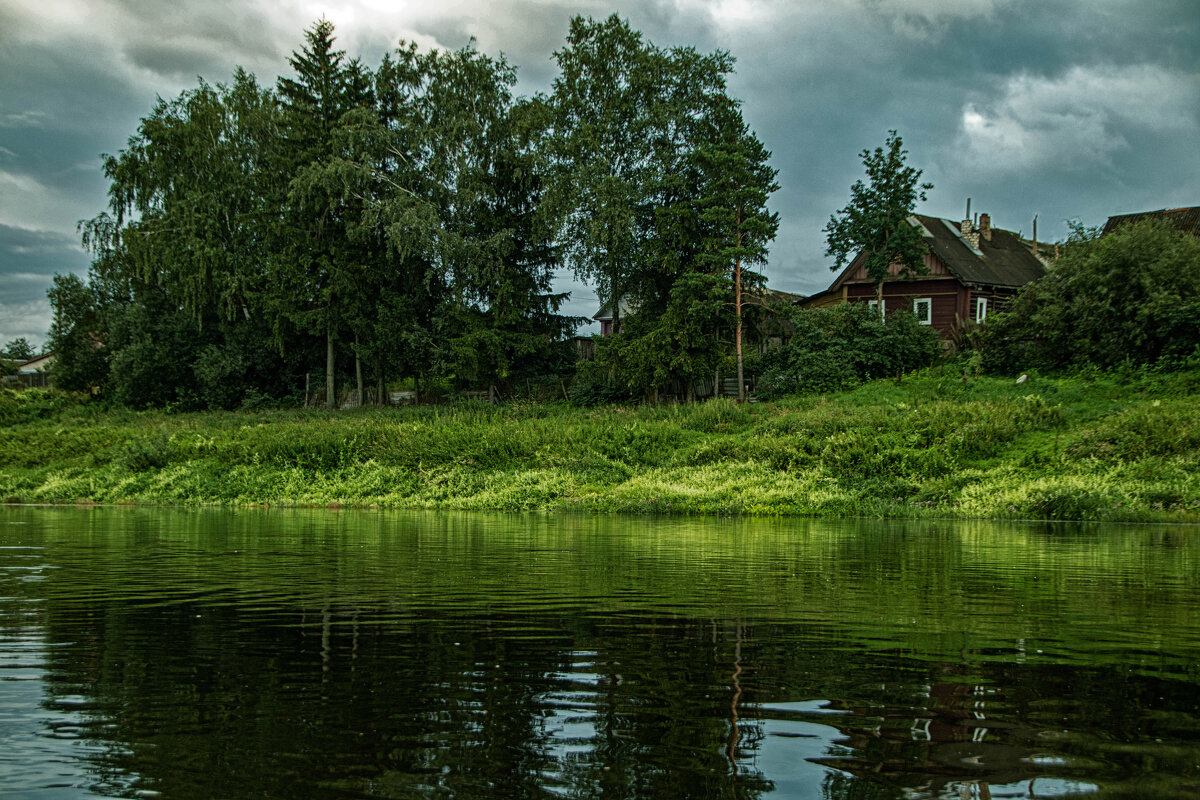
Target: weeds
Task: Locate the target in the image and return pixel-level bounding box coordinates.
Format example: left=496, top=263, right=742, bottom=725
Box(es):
left=1, top=368, right=1198, bottom=522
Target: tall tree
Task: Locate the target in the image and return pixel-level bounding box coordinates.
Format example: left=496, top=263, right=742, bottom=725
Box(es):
left=82, top=70, right=278, bottom=322
left=548, top=16, right=751, bottom=399
left=276, top=18, right=373, bottom=407
left=546, top=15, right=664, bottom=334
left=338, top=45, right=443, bottom=399
left=695, top=98, right=779, bottom=402
left=74, top=69, right=290, bottom=408
left=824, top=130, right=932, bottom=317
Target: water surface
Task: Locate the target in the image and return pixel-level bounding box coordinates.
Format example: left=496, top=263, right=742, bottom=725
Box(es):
left=1, top=507, right=1198, bottom=799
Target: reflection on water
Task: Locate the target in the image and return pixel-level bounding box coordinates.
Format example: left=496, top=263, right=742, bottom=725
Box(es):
left=1, top=507, right=1198, bottom=799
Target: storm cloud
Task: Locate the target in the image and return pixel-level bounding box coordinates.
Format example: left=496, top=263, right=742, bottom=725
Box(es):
left=2, top=0, right=1197, bottom=347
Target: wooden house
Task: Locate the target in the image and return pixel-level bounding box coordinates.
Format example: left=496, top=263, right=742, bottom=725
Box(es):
left=1102, top=206, right=1200, bottom=236
left=799, top=213, right=1050, bottom=337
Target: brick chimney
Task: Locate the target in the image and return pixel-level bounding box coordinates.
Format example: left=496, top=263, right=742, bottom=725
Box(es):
left=979, top=213, right=992, bottom=242
left=961, top=218, right=980, bottom=250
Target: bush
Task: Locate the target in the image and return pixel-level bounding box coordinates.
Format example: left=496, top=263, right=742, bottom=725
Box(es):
left=757, top=303, right=941, bottom=398
left=118, top=431, right=172, bottom=472
left=194, top=344, right=248, bottom=410
left=0, top=388, right=82, bottom=426
left=973, top=219, right=1200, bottom=373
left=1022, top=485, right=1110, bottom=520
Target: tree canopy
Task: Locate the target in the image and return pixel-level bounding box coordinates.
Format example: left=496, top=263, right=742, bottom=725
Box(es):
left=51, top=17, right=785, bottom=408
left=60, top=20, right=600, bottom=408
left=546, top=15, right=779, bottom=399
left=824, top=130, right=931, bottom=313
left=3, top=338, right=35, bottom=361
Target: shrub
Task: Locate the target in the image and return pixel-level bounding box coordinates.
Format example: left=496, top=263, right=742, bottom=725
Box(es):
left=0, top=388, right=82, bottom=426
left=118, top=431, right=172, bottom=472
left=972, top=219, right=1200, bottom=373
left=1022, top=485, right=1110, bottom=520
left=758, top=303, right=941, bottom=398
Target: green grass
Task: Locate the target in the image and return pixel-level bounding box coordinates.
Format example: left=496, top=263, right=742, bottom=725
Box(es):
left=2, top=366, right=1199, bottom=522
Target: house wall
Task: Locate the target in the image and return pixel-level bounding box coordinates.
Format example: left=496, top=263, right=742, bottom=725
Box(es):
left=846, top=251, right=951, bottom=281
left=844, top=277, right=966, bottom=334
left=966, top=288, right=1021, bottom=323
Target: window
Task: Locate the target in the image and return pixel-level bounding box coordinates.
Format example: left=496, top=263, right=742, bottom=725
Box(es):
left=975, top=296, right=988, bottom=322
left=867, top=298, right=881, bottom=317
left=913, top=297, right=932, bottom=325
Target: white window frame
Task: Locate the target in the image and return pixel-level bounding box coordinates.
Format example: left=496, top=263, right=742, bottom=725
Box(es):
left=913, top=297, right=932, bottom=325
left=975, top=296, right=988, bottom=323
left=867, top=298, right=881, bottom=316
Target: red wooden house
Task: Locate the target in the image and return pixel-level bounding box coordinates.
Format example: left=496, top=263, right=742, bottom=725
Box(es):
left=800, top=213, right=1050, bottom=337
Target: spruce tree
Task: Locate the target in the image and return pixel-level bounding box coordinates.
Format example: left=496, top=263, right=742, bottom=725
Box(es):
left=695, top=97, right=779, bottom=402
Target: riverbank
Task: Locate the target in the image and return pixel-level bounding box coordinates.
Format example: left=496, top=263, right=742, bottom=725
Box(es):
left=2, top=367, right=1198, bottom=522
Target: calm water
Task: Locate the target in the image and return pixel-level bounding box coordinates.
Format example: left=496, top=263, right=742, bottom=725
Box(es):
left=1, top=508, right=1198, bottom=799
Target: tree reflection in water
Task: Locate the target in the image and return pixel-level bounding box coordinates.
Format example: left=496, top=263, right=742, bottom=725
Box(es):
left=0, top=507, right=1197, bottom=799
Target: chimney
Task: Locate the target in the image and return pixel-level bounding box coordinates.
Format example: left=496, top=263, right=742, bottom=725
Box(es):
left=961, top=217, right=980, bottom=250
left=979, top=213, right=992, bottom=242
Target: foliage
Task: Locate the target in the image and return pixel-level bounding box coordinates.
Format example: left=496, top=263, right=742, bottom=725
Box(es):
left=3, top=367, right=1199, bottom=523
left=546, top=16, right=779, bottom=397
left=3, top=338, right=35, bottom=361
left=757, top=303, right=941, bottom=397
left=0, top=388, right=81, bottom=426
left=693, top=95, right=779, bottom=400
left=824, top=130, right=932, bottom=308
left=65, top=19, right=594, bottom=410
left=546, top=14, right=673, bottom=329
left=601, top=272, right=730, bottom=398
left=46, top=273, right=109, bottom=393
left=973, top=219, right=1200, bottom=373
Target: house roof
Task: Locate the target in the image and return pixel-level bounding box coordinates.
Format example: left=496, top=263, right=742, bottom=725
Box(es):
left=15, top=353, right=54, bottom=372
left=744, top=288, right=806, bottom=308
left=914, top=214, right=1047, bottom=289
left=819, top=214, right=1046, bottom=295
left=1102, top=206, right=1200, bottom=236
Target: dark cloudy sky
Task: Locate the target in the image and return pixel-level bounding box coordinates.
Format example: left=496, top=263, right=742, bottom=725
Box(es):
left=2, top=0, right=1198, bottom=348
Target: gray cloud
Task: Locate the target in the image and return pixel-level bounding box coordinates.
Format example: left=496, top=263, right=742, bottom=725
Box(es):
left=0, top=225, right=87, bottom=346
left=1, top=0, right=1196, bottom=335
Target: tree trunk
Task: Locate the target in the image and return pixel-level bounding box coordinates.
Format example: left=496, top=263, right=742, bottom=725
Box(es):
left=326, top=327, right=335, bottom=408
left=354, top=335, right=363, bottom=408
left=876, top=282, right=885, bottom=321
left=376, top=370, right=384, bottom=407
left=715, top=324, right=721, bottom=398
left=735, top=221, right=746, bottom=403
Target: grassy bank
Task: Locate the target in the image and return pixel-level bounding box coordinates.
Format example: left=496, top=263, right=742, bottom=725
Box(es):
left=2, top=367, right=1199, bottom=522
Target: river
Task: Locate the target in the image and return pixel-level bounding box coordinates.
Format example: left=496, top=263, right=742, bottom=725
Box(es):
left=1, top=507, right=1198, bottom=799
